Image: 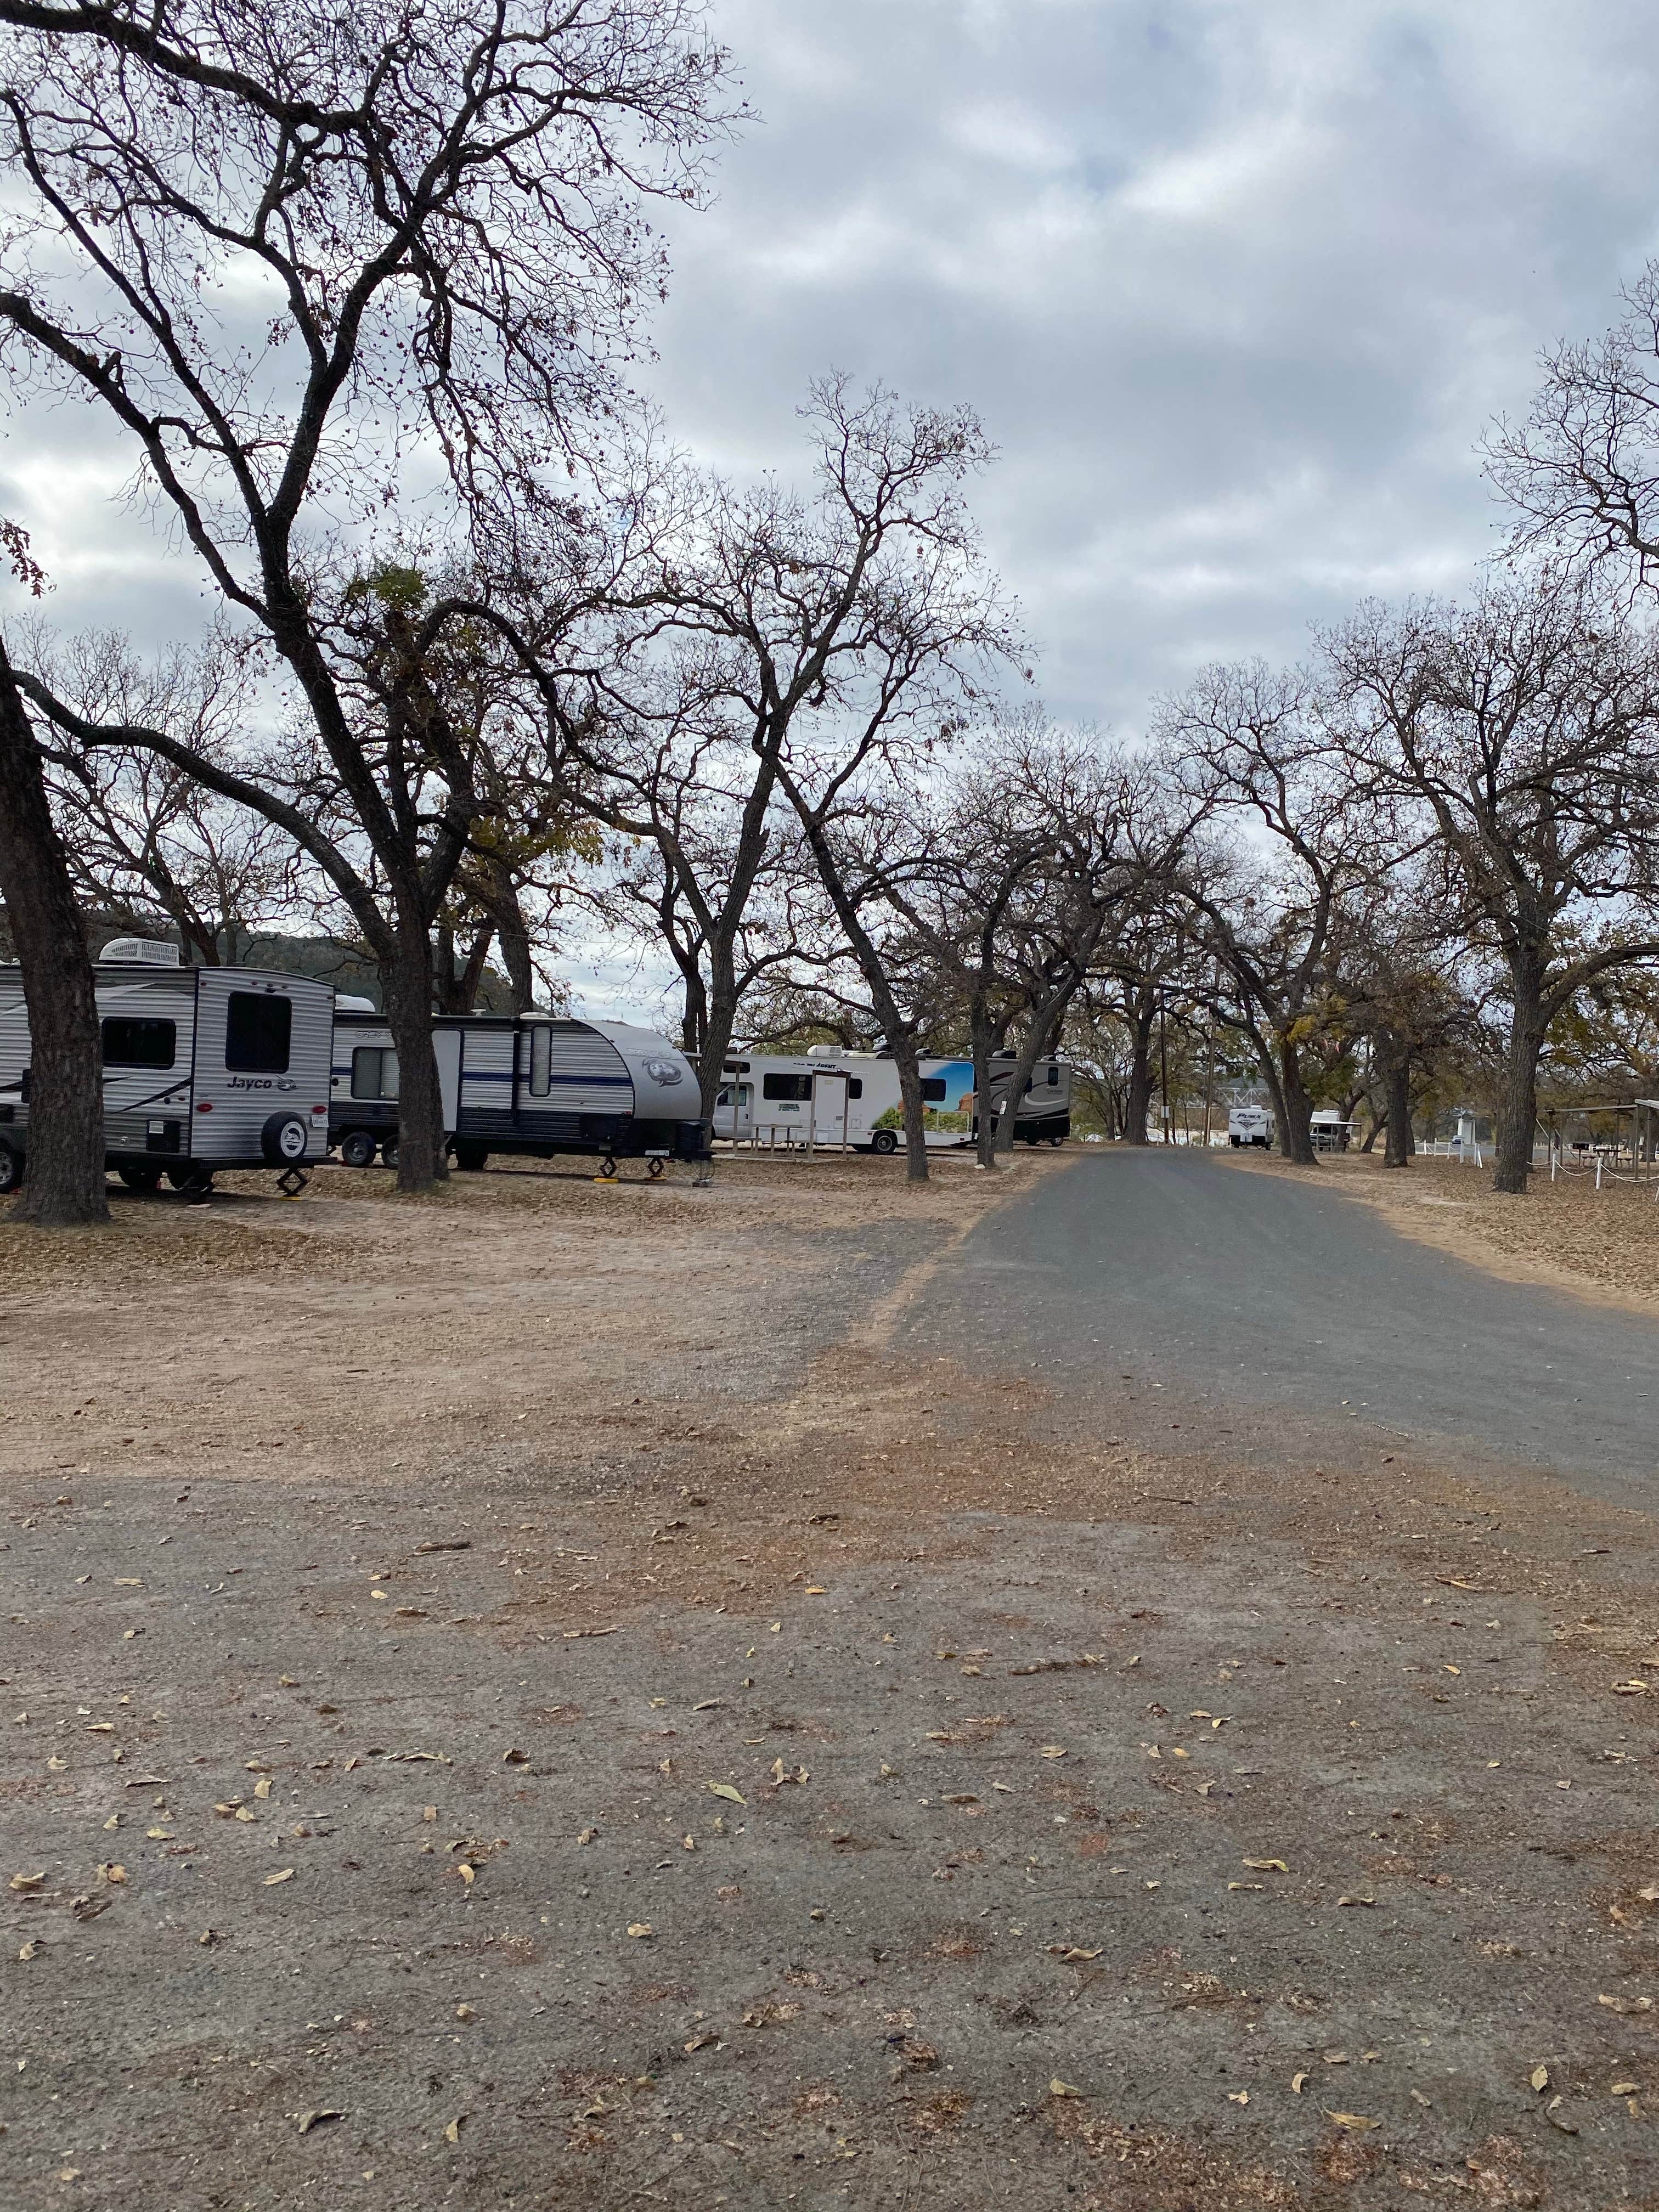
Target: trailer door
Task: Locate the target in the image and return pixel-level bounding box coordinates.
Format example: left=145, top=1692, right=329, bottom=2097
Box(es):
left=811, top=1071, right=849, bottom=1149
left=433, top=1029, right=461, bottom=1137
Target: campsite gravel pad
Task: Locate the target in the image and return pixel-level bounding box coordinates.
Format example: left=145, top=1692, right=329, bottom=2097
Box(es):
left=3, top=1472, right=1657, bottom=2209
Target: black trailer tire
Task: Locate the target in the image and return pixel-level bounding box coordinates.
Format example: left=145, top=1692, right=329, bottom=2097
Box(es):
left=870, top=1129, right=898, bottom=1155
left=453, top=1141, right=490, bottom=1173
left=0, top=1143, right=21, bottom=1195
left=117, top=1162, right=163, bottom=1193
left=167, top=1164, right=214, bottom=1197
left=1047, top=1130, right=1064, bottom=1147
left=260, top=1111, right=310, bottom=1166
left=380, top=1138, right=399, bottom=1169
left=338, top=1129, right=379, bottom=1169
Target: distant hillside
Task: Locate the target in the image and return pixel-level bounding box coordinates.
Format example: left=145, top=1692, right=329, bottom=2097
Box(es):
left=0, top=912, right=517, bottom=1012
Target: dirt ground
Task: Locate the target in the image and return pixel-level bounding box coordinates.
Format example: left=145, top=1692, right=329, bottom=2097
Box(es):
left=4, top=1148, right=1659, bottom=2210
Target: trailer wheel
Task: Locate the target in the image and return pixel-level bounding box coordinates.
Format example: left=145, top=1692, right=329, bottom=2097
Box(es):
left=1046, top=1130, right=1064, bottom=1147
left=338, top=1129, right=379, bottom=1169
left=117, top=1162, right=163, bottom=1193
left=260, top=1111, right=310, bottom=1166
left=167, top=1165, right=213, bottom=1199
left=380, top=1138, right=399, bottom=1169
left=870, top=1129, right=898, bottom=1155
left=0, top=1143, right=21, bottom=1196
left=453, top=1141, right=489, bottom=1173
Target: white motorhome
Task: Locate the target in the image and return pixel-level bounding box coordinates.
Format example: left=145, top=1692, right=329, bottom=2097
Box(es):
left=713, top=1048, right=1071, bottom=1153
left=1227, top=1103, right=1274, bottom=1149
left=0, top=939, right=333, bottom=1196
left=329, top=1007, right=709, bottom=1175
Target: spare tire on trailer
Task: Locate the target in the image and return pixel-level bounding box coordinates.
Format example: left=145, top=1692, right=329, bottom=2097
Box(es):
left=261, top=1111, right=310, bottom=1166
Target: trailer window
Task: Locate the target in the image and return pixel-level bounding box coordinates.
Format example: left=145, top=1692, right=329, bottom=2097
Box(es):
left=225, top=991, right=291, bottom=1073
left=919, top=1077, right=948, bottom=1103
left=847, top=1078, right=862, bottom=1100
left=529, top=1025, right=552, bottom=1097
left=762, top=1071, right=812, bottom=1101
left=101, top=1017, right=176, bottom=1068
left=351, top=1046, right=398, bottom=1099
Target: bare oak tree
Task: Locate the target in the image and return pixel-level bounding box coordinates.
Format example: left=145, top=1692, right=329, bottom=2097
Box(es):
left=1328, top=574, right=1659, bottom=1191
left=0, top=0, right=733, bottom=1197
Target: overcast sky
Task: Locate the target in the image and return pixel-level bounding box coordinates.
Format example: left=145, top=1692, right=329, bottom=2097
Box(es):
left=12, top=0, right=1659, bottom=1014
left=636, top=0, right=1659, bottom=734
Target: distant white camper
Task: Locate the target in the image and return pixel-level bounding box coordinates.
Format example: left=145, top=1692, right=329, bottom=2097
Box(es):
left=713, top=1048, right=1071, bottom=1153
left=0, top=940, right=332, bottom=1197
left=1227, top=1103, right=1274, bottom=1149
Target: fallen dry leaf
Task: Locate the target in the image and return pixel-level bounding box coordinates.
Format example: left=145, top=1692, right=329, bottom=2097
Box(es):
left=1227, top=2091, right=1249, bottom=2106
left=1612, top=2081, right=1639, bottom=2096
left=1530, top=2066, right=1549, bottom=2092
left=99, top=1863, right=126, bottom=1884
left=1599, top=1994, right=1654, bottom=2016
left=456, top=1864, right=476, bottom=1888
left=1291, top=2072, right=1309, bottom=2094
left=1325, top=2111, right=1379, bottom=2131
left=1046, top=1945, right=1103, bottom=1962
left=444, top=2114, right=466, bottom=2143
left=253, top=1779, right=272, bottom=1801
left=9, top=1872, right=44, bottom=1892
left=1338, top=1895, right=1377, bottom=1909
left=626, top=1922, right=653, bottom=1938
left=297, top=2109, right=342, bottom=2135
left=1243, top=1858, right=1288, bottom=1873
left=1039, top=1746, right=1067, bottom=1760
left=1048, top=2079, right=1083, bottom=2099
left=706, top=1782, right=746, bottom=1806
left=264, top=1867, right=295, bottom=1887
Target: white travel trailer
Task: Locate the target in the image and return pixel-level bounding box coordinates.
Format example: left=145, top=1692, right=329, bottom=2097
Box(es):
left=713, top=1047, right=1071, bottom=1153
left=329, top=1007, right=709, bottom=1175
left=0, top=939, right=333, bottom=1196
left=1227, top=1103, right=1275, bottom=1149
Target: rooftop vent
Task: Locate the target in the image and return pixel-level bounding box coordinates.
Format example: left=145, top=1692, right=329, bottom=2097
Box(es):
left=101, top=938, right=180, bottom=967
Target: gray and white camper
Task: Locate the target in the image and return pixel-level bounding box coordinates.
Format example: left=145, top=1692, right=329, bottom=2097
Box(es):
left=0, top=939, right=333, bottom=1195
left=329, top=1009, right=709, bottom=1175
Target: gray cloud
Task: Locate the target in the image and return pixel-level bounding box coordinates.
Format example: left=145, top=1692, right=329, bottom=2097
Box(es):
left=641, top=0, right=1659, bottom=727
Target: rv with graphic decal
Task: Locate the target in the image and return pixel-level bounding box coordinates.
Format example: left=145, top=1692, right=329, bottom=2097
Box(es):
left=712, top=1046, right=1070, bottom=1152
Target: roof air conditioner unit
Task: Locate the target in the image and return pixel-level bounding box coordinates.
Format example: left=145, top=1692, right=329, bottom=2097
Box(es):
left=101, top=938, right=180, bottom=967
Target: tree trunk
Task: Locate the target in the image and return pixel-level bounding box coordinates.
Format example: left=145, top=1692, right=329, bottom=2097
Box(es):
left=1493, top=988, right=1545, bottom=1194
left=1274, top=1035, right=1317, bottom=1166
left=680, top=966, right=708, bottom=1059
left=970, top=1000, right=1000, bottom=1170
left=1362, top=1110, right=1383, bottom=1155
left=889, top=1031, right=929, bottom=1183
left=490, top=885, right=534, bottom=1015
left=1122, top=989, right=1155, bottom=1146
left=1383, top=1056, right=1413, bottom=1169
left=381, top=921, right=447, bottom=1193
left=0, top=641, right=109, bottom=1226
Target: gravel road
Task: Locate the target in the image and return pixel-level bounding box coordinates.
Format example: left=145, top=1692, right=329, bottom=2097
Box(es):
left=904, top=1149, right=1659, bottom=1505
